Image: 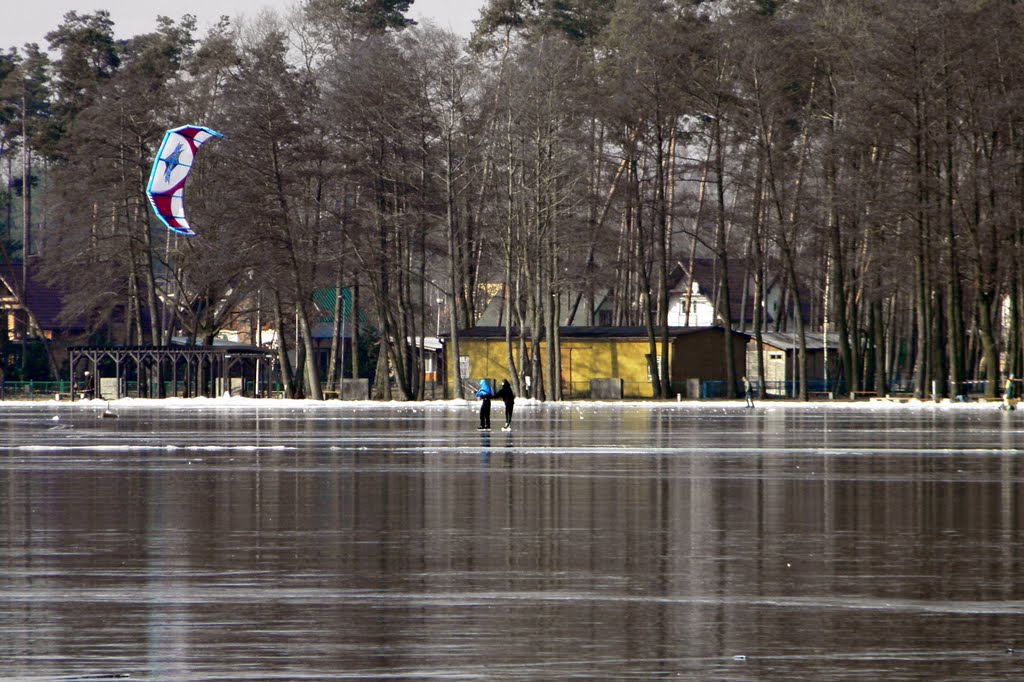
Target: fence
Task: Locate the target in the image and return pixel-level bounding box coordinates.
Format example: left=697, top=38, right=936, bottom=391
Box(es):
left=0, top=377, right=1006, bottom=402
left=702, top=379, right=857, bottom=399
left=0, top=379, right=256, bottom=400
left=1, top=381, right=75, bottom=400
left=715, top=378, right=999, bottom=400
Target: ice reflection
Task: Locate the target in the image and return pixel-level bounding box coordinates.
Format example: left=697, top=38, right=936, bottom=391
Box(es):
left=0, top=402, right=1023, bottom=678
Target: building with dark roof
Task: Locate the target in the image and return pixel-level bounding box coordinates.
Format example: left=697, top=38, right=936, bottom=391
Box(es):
left=0, top=263, right=86, bottom=340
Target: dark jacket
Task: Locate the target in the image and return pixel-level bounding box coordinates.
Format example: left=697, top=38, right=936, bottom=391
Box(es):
left=495, top=380, right=515, bottom=407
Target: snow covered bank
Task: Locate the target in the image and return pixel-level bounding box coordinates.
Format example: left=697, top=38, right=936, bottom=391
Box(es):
left=22, top=394, right=1016, bottom=412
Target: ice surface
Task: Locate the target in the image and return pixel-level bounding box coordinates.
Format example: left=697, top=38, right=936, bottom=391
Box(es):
left=0, top=398, right=1023, bottom=679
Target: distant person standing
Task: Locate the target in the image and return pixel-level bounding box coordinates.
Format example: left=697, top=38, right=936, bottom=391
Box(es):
left=743, top=376, right=754, bottom=408
left=495, top=379, right=516, bottom=431
left=476, top=379, right=493, bottom=430
left=1003, top=374, right=1016, bottom=411
left=82, top=371, right=95, bottom=400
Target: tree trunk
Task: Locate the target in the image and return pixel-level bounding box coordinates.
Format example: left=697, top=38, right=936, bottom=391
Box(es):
left=297, top=303, right=323, bottom=400
left=712, top=115, right=737, bottom=399
left=350, top=284, right=359, bottom=382
left=271, top=290, right=294, bottom=398
left=326, top=267, right=344, bottom=392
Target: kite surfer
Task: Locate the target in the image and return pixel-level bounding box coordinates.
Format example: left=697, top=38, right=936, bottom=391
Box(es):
left=476, top=379, right=493, bottom=430
left=495, top=379, right=515, bottom=430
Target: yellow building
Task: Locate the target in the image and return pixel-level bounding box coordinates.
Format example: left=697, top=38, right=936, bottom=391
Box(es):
left=448, top=326, right=749, bottom=399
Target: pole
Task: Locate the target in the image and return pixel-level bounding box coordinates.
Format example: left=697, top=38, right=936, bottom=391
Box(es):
left=823, top=261, right=829, bottom=397
left=339, top=313, right=346, bottom=399
left=20, top=86, right=29, bottom=373
left=255, top=288, right=262, bottom=397
left=436, top=296, right=442, bottom=336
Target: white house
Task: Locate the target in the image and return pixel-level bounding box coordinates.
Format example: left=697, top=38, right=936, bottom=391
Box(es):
left=668, top=258, right=793, bottom=330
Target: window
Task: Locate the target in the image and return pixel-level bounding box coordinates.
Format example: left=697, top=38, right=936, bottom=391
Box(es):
left=647, top=355, right=662, bottom=381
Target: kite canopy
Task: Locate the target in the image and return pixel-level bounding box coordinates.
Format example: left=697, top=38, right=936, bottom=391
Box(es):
left=146, top=125, right=223, bottom=236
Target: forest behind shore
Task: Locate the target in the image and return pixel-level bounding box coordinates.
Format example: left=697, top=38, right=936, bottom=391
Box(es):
left=1, top=0, right=1022, bottom=401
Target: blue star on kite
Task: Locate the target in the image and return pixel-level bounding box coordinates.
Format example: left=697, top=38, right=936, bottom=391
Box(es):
left=161, top=143, right=185, bottom=183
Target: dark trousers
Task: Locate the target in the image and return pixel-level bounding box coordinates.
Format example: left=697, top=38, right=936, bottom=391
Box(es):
left=480, top=399, right=491, bottom=428
left=504, top=403, right=514, bottom=426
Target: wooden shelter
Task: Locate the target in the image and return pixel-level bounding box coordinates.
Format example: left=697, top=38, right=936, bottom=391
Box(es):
left=68, top=344, right=274, bottom=400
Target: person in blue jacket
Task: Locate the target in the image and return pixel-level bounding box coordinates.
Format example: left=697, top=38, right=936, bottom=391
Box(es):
left=475, top=379, right=493, bottom=429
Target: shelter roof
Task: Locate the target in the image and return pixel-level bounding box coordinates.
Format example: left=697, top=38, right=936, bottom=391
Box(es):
left=756, top=331, right=839, bottom=351
left=169, top=337, right=272, bottom=352
left=74, top=341, right=272, bottom=355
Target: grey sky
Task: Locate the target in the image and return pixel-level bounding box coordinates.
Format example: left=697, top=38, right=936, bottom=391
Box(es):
left=2, top=0, right=484, bottom=51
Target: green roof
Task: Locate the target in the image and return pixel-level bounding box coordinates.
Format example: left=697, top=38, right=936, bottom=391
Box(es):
left=312, top=287, right=369, bottom=329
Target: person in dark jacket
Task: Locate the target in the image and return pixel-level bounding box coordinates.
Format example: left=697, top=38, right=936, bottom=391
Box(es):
left=81, top=371, right=95, bottom=400
left=495, top=379, right=516, bottom=430
left=475, top=379, right=493, bottom=429
left=743, top=376, right=754, bottom=408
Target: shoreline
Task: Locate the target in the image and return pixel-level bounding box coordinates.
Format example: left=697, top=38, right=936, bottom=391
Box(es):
left=13, top=394, right=1016, bottom=411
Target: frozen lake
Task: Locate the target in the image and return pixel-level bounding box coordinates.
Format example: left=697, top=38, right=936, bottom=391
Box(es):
left=2, top=398, right=1023, bottom=679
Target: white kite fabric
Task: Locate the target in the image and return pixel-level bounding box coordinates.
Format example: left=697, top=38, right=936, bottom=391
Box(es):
left=146, top=125, right=223, bottom=236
